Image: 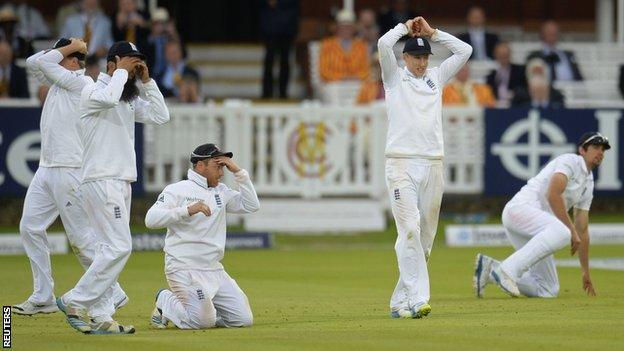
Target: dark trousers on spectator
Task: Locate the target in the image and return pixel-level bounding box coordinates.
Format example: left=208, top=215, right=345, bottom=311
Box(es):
left=262, top=37, right=292, bottom=99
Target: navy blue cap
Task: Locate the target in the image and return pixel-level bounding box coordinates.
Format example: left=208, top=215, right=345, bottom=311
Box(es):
left=53, top=37, right=86, bottom=60
left=190, top=143, right=233, bottom=163
left=578, top=132, right=611, bottom=150
left=403, top=36, right=432, bottom=56
left=106, top=41, right=146, bottom=61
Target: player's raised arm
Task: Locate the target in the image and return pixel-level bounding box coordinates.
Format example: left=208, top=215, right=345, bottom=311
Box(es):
left=573, top=208, right=595, bottom=296
left=417, top=16, right=472, bottom=85
left=377, top=20, right=413, bottom=88
left=219, top=157, right=260, bottom=214
left=80, top=56, right=137, bottom=115
left=36, top=38, right=89, bottom=93
left=26, top=50, right=53, bottom=85
left=133, top=60, right=170, bottom=125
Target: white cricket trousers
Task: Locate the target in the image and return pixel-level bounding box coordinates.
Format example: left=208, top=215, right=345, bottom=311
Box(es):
left=19, top=167, right=126, bottom=318
left=157, top=269, right=253, bottom=329
left=62, top=179, right=132, bottom=319
left=499, top=201, right=571, bottom=297
left=385, top=158, right=444, bottom=309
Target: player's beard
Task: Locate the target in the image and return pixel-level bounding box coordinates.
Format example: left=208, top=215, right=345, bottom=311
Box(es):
left=120, top=76, right=139, bottom=102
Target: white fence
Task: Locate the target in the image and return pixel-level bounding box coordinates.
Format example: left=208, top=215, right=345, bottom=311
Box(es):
left=144, top=105, right=483, bottom=198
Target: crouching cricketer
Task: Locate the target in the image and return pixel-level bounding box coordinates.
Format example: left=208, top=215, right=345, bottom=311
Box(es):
left=145, top=143, right=260, bottom=329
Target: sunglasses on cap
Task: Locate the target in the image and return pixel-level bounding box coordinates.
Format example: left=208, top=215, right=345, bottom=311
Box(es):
left=580, top=134, right=611, bottom=150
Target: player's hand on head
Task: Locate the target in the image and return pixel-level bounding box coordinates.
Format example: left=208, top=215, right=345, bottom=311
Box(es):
left=187, top=201, right=211, bottom=217
left=217, top=157, right=241, bottom=173
left=135, top=61, right=150, bottom=83
left=414, top=17, right=435, bottom=37
left=116, top=56, right=139, bottom=72
left=71, top=38, right=88, bottom=54
left=404, top=18, right=416, bottom=37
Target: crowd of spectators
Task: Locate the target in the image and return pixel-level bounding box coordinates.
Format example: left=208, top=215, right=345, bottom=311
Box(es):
left=0, top=0, right=199, bottom=104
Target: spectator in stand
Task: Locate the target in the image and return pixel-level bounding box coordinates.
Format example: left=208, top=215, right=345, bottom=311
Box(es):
left=147, top=7, right=180, bottom=84
left=5, top=0, right=50, bottom=40
left=513, top=75, right=564, bottom=109
left=486, top=42, right=527, bottom=107
left=527, top=20, right=582, bottom=82
left=176, top=70, right=202, bottom=104
left=357, top=8, right=379, bottom=56
left=0, top=40, right=29, bottom=98
left=84, top=54, right=101, bottom=81
left=378, top=0, right=415, bottom=36
left=457, top=6, right=499, bottom=60
left=260, top=0, right=299, bottom=99
left=113, top=0, right=150, bottom=52
left=60, top=0, right=113, bottom=59
left=319, top=9, right=369, bottom=83
left=356, top=58, right=383, bottom=104
left=619, top=64, right=624, bottom=98
left=158, top=40, right=200, bottom=98
left=0, top=6, right=32, bottom=58
left=56, top=1, right=81, bottom=35
left=512, top=58, right=565, bottom=108
left=442, top=64, right=496, bottom=107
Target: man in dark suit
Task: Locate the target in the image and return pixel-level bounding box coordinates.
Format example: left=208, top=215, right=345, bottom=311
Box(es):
left=526, top=20, right=582, bottom=82
left=457, top=6, right=499, bottom=60
left=511, top=75, right=565, bottom=109
left=0, top=40, right=29, bottom=98
left=486, top=42, right=526, bottom=105
left=157, top=40, right=199, bottom=98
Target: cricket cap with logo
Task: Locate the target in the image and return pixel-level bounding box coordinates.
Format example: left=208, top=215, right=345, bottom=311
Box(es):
left=403, top=36, right=432, bottom=56
left=577, top=131, right=611, bottom=150
left=190, top=143, right=233, bottom=163
left=106, top=41, right=146, bottom=61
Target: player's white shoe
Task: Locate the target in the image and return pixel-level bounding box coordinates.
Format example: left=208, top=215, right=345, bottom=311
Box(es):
left=56, top=297, right=92, bottom=334
left=491, top=266, right=521, bottom=297
left=390, top=303, right=431, bottom=319
left=390, top=307, right=414, bottom=319
left=150, top=289, right=169, bottom=329
left=12, top=300, right=59, bottom=315
left=473, top=253, right=497, bottom=298
left=90, top=320, right=136, bottom=334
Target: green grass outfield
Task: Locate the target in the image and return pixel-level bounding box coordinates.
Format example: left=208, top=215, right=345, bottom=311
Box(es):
left=1, top=220, right=624, bottom=351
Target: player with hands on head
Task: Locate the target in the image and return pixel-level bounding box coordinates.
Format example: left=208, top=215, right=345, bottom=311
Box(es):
left=145, top=143, right=259, bottom=330
left=474, top=132, right=609, bottom=299
left=377, top=16, right=472, bottom=319
left=14, top=37, right=129, bottom=318
left=56, top=41, right=169, bottom=335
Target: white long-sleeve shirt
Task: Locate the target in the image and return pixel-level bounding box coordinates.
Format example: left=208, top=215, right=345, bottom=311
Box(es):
left=510, top=154, right=594, bottom=213
left=378, top=24, right=472, bottom=159
left=145, top=168, right=260, bottom=273
left=26, top=49, right=91, bottom=168
left=79, top=70, right=170, bottom=182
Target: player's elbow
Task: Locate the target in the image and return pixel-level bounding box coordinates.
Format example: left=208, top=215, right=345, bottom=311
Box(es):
left=144, top=211, right=161, bottom=229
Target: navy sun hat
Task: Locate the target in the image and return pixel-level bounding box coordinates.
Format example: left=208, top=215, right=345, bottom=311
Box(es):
left=106, top=41, right=146, bottom=61
left=403, top=36, right=432, bottom=56
left=190, top=143, right=233, bottom=163
left=578, top=132, right=611, bottom=150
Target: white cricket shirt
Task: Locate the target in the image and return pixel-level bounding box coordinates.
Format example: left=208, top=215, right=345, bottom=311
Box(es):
left=145, top=168, right=260, bottom=273
left=378, top=24, right=472, bottom=159
left=510, top=153, right=594, bottom=212
left=79, top=70, right=170, bottom=182
left=26, top=49, right=91, bottom=168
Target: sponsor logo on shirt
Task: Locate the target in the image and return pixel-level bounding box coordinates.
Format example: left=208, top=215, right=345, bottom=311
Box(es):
left=184, top=197, right=203, bottom=203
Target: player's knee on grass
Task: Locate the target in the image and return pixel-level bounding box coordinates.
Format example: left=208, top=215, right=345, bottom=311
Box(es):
left=225, top=310, right=253, bottom=327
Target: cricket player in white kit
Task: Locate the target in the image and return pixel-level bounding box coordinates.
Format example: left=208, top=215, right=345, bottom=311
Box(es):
left=378, top=17, right=472, bottom=318
left=145, top=143, right=259, bottom=330
left=15, top=38, right=128, bottom=317
left=474, top=132, right=610, bottom=298
left=57, top=41, right=170, bottom=334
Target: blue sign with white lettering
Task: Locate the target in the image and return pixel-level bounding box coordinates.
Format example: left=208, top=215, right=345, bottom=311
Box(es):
left=0, top=107, right=144, bottom=195
left=484, top=108, right=623, bottom=196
